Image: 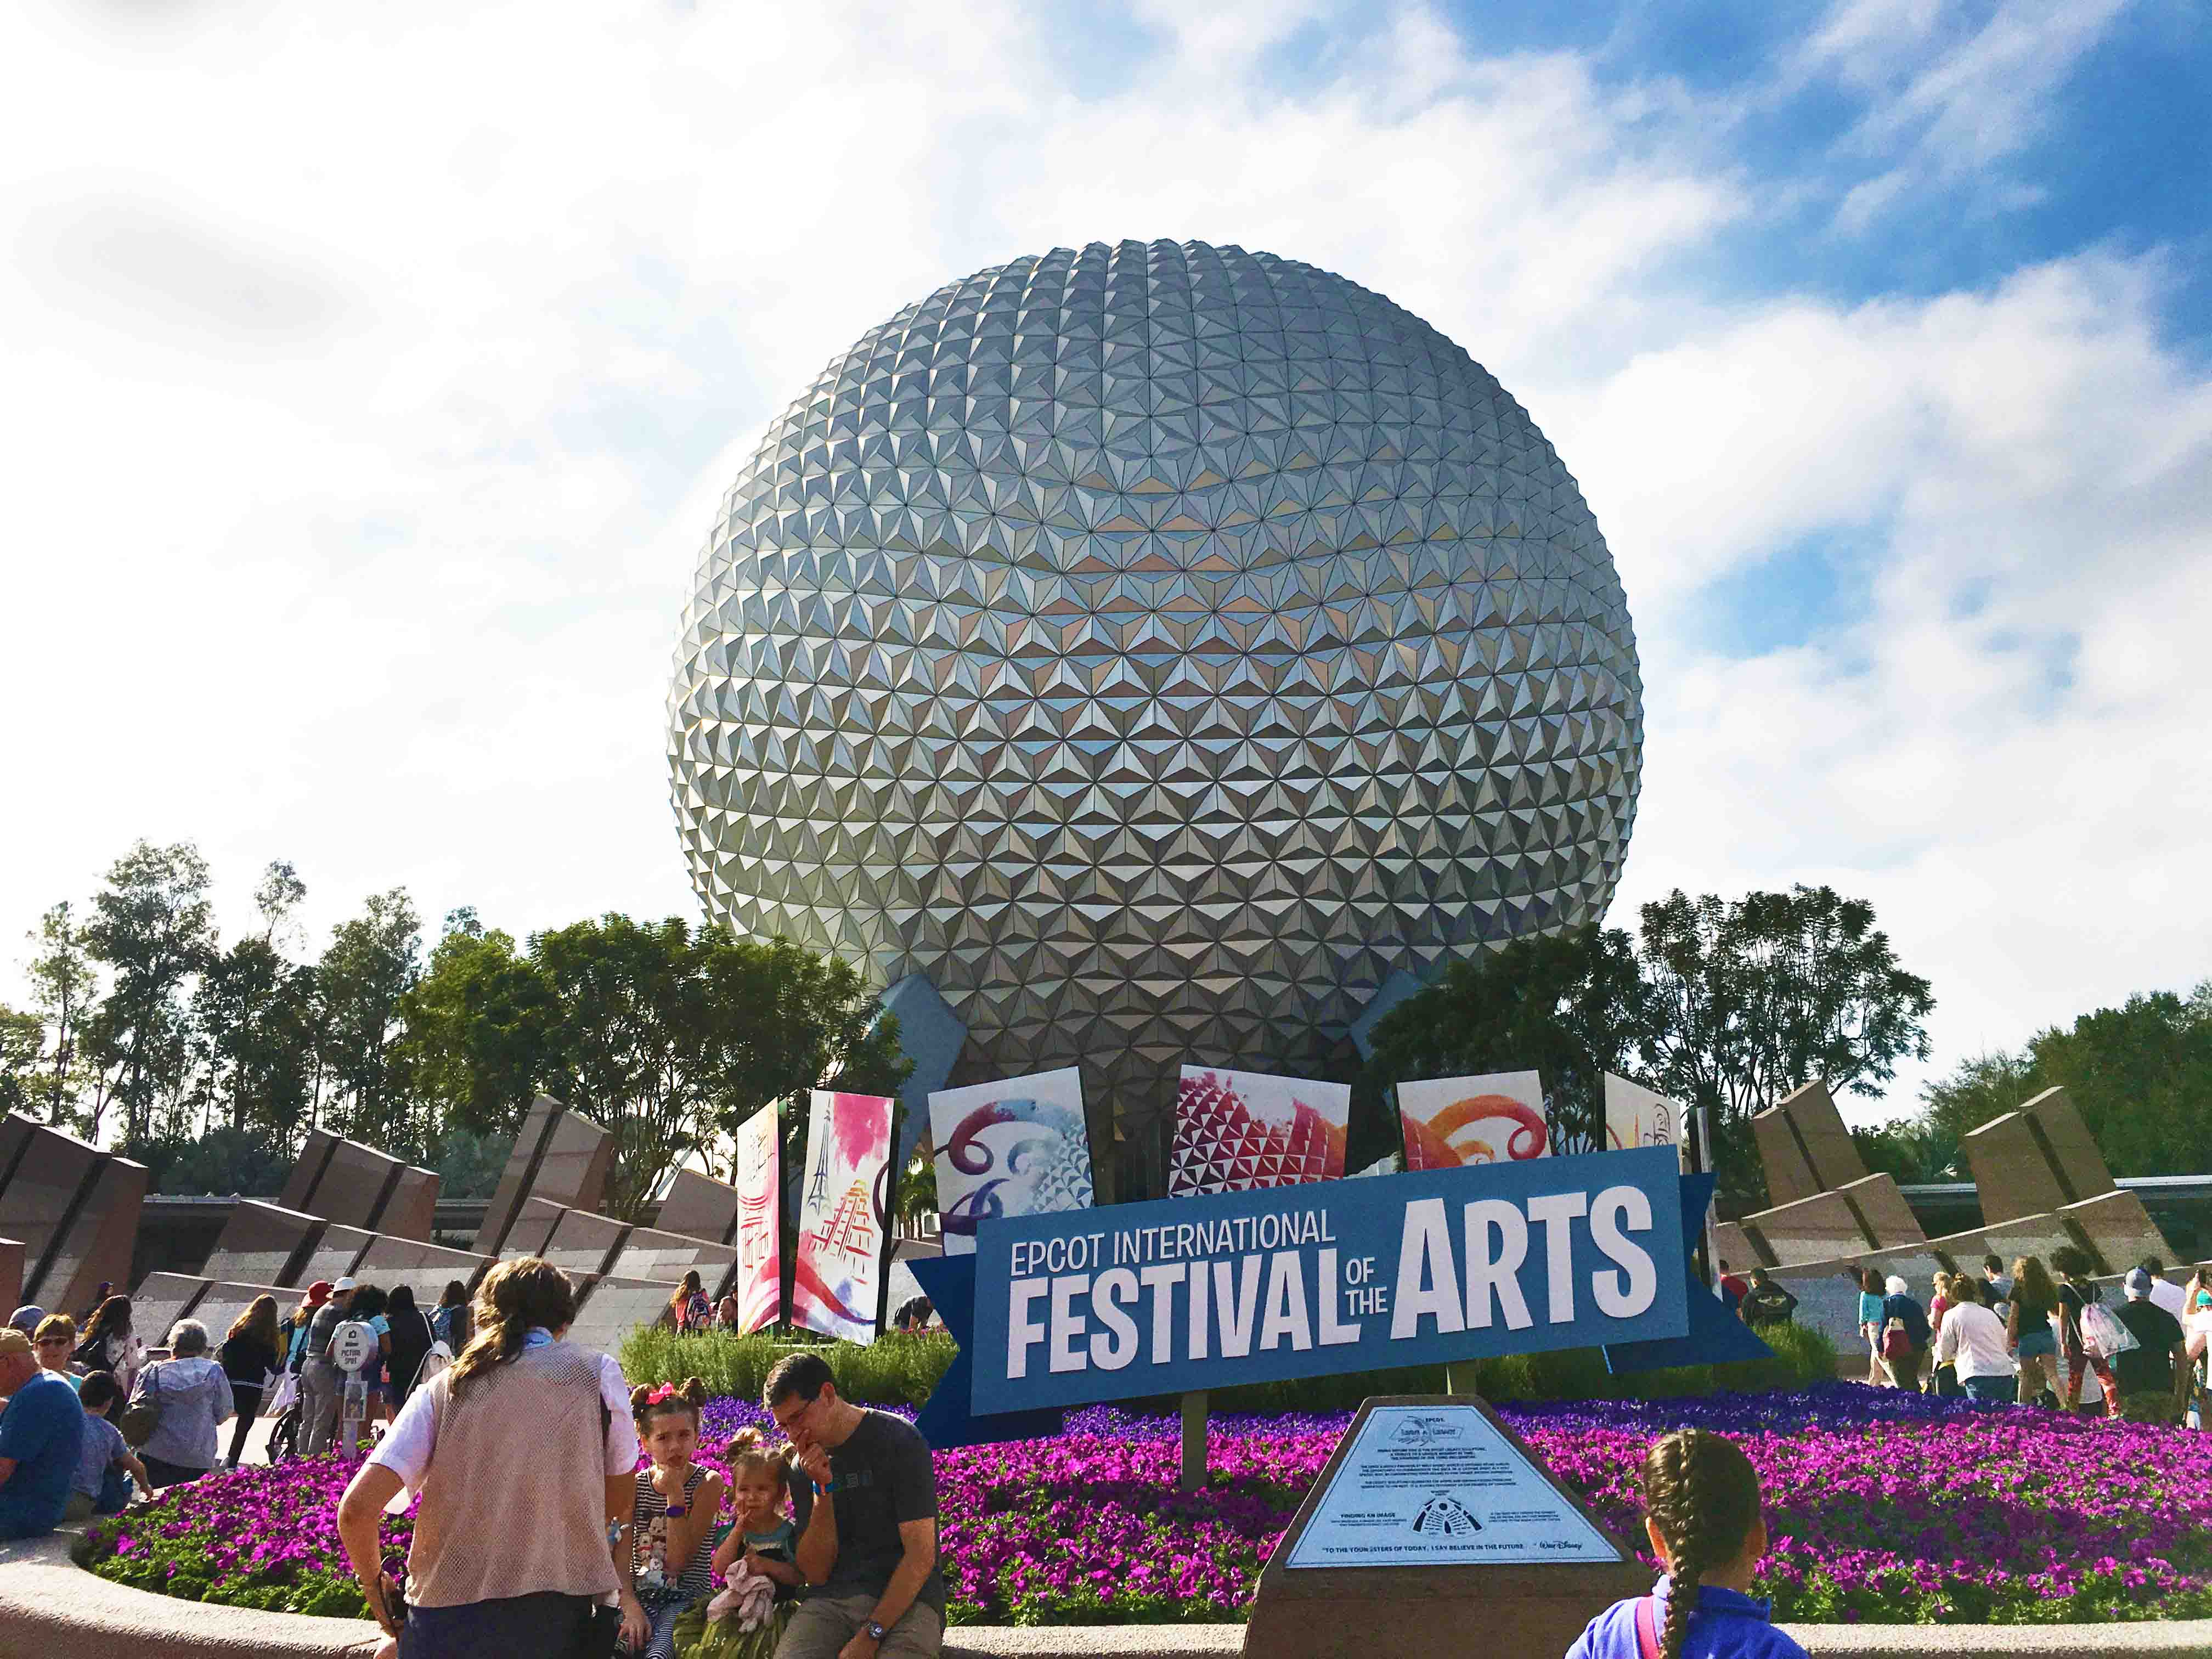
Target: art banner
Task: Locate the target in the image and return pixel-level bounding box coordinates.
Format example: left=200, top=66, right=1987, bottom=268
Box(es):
left=732, top=1103, right=783, bottom=1333
left=1604, top=1074, right=1685, bottom=1168
left=1170, top=1065, right=1351, bottom=1195
left=1398, top=1070, right=1549, bottom=1169
left=792, top=1090, right=894, bottom=1343
left=929, top=1067, right=1093, bottom=1257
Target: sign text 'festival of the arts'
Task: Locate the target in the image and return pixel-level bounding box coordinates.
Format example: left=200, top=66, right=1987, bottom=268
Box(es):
left=968, top=1146, right=1688, bottom=1415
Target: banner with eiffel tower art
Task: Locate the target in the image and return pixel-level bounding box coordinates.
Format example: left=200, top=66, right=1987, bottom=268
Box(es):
left=1170, top=1065, right=1352, bottom=1195
left=792, top=1090, right=894, bottom=1342
left=929, top=1068, right=1094, bottom=1256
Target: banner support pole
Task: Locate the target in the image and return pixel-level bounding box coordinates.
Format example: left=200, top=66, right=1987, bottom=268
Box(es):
left=1180, top=1391, right=1207, bottom=1492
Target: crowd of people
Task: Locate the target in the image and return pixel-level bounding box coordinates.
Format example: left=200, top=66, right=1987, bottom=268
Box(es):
left=1716, top=1249, right=2203, bottom=1421
left=15, top=1238, right=2209, bottom=1658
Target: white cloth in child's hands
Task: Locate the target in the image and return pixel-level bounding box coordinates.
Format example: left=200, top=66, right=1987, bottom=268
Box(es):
left=706, top=1566, right=777, bottom=1632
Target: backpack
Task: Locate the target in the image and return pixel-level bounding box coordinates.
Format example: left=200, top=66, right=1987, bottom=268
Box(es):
left=2079, top=1298, right=2140, bottom=1359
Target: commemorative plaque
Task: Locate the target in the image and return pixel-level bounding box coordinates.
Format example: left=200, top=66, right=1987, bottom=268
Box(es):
left=1244, top=1395, right=1649, bottom=1659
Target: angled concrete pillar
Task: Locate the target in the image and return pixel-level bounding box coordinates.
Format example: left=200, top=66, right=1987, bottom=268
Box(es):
left=1749, top=1080, right=1867, bottom=1207
left=1962, top=1086, right=2116, bottom=1228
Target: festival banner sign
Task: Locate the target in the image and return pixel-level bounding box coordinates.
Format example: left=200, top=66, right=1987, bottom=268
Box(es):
left=1398, top=1070, right=1549, bottom=1169
left=1170, top=1065, right=1351, bottom=1195
left=732, top=1102, right=783, bottom=1333
left=1603, top=1074, right=1685, bottom=1167
left=911, top=1150, right=1767, bottom=1448
left=929, top=1067, right=1094, bottom=1257
left=976, top=1146, right=1685, bottom=1414
left=792, top=1090, right=893, bottom=1343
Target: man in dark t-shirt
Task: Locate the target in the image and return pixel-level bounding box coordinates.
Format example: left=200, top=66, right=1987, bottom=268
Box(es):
left=2112, top=1268, right=2189, bottom=1424
left=768, top=1351, right=941, bottom=1659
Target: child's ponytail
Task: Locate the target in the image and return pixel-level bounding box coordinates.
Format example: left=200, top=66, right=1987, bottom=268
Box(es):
left=632, top=1375, right=709, bottom=1431
left=1640, top=1429, right=1762, bottom=1659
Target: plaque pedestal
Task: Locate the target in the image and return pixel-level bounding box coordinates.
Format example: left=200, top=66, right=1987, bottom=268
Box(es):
left=1243, top=1395, right=1650, bottom=1659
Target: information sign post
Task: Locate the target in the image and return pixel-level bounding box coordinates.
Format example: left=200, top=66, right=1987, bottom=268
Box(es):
left=1243, top=1394, right=1649, bottom=1659
left=328, top=1319, right=376, bottom=1466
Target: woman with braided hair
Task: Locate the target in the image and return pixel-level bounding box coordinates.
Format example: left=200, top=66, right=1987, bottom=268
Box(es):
left=334, top=1257, right=651, bottom=1657
left=1566, top=1429, right=1806, bottom=1659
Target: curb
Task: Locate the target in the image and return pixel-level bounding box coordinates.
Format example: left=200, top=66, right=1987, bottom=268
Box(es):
left=9, top=1537, right=2212, bottom=1659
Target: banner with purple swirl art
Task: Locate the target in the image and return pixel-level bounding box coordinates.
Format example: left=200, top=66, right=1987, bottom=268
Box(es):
left=928, top=1067, right=1094, bottom=1257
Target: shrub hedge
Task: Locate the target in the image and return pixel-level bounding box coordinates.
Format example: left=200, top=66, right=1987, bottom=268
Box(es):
left=620, top=1317, right=1837, bottom=1410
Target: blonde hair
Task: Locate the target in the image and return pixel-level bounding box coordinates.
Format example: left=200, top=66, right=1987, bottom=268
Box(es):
left=445, top=1257, right=576, bottom=1404
left=724, top=1426, right=793, bottom=1498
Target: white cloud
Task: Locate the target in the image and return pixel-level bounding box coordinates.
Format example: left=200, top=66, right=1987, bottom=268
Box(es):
left=1796, top=0, right=2134, bottom=228
left=0, top=1, right=2205, bottom=1135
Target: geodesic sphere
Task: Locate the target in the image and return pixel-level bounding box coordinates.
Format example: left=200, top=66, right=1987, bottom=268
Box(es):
left=668, top=239, right=1641, bottom=1128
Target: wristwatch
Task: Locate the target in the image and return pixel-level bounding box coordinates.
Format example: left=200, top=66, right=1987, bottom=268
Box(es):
left=866, top=1621, right=889, bottom=1641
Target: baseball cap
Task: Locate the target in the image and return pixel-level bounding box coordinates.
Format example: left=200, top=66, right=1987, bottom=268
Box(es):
left=7, top=1306, right=44, bottom=1335
left=306, top=1282, right=334, bottom=1306
left=331, top=1277, right=359, bottom=1293
left=2125, top=1267, right=2155, bottom=1297
left=0, top=1328, right=31, bottom=1359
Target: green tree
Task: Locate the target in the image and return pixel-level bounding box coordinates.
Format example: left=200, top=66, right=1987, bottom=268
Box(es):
left=430, top=1125, right=514, bottom=1200
left=253, top=860, right=307, bottom=947
left=527, top=916, right=909, bottom=1220
left=2025, top=981, right=2212, bottom=1176
left=315, top=888, right=424, bottom=1150
left=123, top=1124, right=293, bottom=1195
left=1635, top=885, right=1934, bottom=1213
left=24, top=900, right=100, bottom=1127
left=393, top=911, right=561, bottom=1140
left=83, top=840, right=217, bottom=1145
left=191, top=937, right=317, bottom=1144
left=1357, top=926, right=1649, bottom=1166
left=0, top=1005, right=44, bottom=1114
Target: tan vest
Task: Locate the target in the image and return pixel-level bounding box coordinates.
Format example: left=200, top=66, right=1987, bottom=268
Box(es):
left=405, top=1340, right=620, bottom=1608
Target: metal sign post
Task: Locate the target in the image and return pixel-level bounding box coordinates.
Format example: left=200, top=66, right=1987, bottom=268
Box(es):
left=329, top=1319, right=376, bottom=1465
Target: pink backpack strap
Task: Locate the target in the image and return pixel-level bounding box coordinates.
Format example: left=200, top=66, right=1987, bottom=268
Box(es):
left=1635, top=1590, right=1662, bottom=1659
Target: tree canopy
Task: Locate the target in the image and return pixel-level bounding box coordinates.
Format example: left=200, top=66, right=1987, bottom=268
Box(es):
left=9, top=839, right=910, bottom=1210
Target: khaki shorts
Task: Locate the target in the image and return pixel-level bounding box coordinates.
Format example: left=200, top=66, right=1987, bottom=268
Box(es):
left=774, top=1592, right=941, bottom=1659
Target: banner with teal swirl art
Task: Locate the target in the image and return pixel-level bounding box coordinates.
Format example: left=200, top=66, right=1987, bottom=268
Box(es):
left=928, top=1067, right=1096, bottom=1256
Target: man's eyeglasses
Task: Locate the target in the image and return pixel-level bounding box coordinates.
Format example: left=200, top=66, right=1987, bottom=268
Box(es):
left=770, top=1391, right=822, bottom=1436
left=33, top=1336, right=70, bottom=1350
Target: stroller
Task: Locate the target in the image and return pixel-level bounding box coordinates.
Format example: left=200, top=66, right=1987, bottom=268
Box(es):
left=263, top=1368, right=304, bottom=1464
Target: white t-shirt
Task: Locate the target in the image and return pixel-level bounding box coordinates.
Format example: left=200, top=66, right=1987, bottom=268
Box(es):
left=2150, top=1279, right=2187, bottom=1321
left=1934, top=1301, right=2013, bottom=1381
left=369, top=1348, right=637, bottom=1494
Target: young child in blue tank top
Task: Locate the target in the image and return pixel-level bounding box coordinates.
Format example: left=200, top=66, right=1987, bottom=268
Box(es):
left=1566, top=1429, right=1808, bottom=1659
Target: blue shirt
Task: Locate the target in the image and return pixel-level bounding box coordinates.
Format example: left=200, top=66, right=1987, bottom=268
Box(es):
left=73, top=1410, right=128, bottom=1499
left=0, top=1370, right=86, bottom=1536
left=1884, top=1293, right=1931, bottom=1348
left=1567, top=1579, right=1809, bottom=1659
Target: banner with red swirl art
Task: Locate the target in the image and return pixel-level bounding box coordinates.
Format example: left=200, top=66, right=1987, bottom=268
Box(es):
left=792, top=1090, right=894, bottom=1342
left=731, top=1102, right=783, bottom=1333
left=928, top=1067, right=1094, bottom=1257
left=1169, top=1065, right=1351, bottom=1195
left=1398, top=1070, right=1551, bottom=1169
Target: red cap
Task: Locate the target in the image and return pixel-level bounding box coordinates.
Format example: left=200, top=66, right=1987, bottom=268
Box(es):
left=307, top=1282, right=334, bottom=1306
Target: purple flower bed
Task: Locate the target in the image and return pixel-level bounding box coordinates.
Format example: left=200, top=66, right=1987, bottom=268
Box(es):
left=79, top=1384, right=2212, bottom=1626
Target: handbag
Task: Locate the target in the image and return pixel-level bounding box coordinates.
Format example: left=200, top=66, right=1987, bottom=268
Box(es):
left=266, top=1369, right=301, bottom=1418
left=1881, top=1318, right=1912, bottom=1361
left=119, top=1362, right=165, bottom=1449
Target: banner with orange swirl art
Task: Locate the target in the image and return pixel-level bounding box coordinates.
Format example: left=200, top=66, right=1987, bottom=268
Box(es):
left=1397, top=1070, right=1550, bottom=1169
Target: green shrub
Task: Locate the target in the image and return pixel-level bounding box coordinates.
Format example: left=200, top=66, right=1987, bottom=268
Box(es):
left=622, top=1318, right=1836, bottom=1411
left=620, top=1327, right=956, bottom=1406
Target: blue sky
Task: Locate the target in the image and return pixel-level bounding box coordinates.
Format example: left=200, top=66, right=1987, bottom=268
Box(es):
left=1, top=0, right=2207, bottom=1124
